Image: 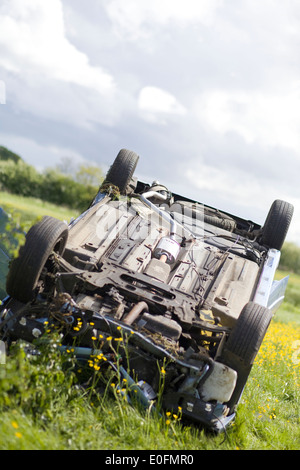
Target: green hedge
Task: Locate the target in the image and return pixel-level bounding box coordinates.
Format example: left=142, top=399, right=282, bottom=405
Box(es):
left=0, top=160, right=100, bottom=212
left=279, top=242, right=300, bottom=275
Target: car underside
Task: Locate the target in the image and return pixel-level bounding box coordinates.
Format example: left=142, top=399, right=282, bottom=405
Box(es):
left=0, top=149, right=294, bottom=432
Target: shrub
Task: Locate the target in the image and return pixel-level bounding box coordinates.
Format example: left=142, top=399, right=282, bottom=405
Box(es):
left=0, top=160, right=41, bottom=198
left=0, top=146, right=22, bottom=164
left=0, top=159, right=101, bottom=211
left=279, top=242, right=300, bottom=275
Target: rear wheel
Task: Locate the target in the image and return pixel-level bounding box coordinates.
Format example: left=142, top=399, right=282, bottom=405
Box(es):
left=219, top=302, right=273, bottom=413
left=260, top=199, right=294, bottom=250
left=103, top=149, right=139, bottom=195
left=6, top=216, right=68, bottom=303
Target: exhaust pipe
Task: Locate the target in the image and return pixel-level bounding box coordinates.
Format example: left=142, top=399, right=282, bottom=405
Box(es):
left=123, top=301, right=148, bottom=325
left=139, top=190, right=177, bottom=239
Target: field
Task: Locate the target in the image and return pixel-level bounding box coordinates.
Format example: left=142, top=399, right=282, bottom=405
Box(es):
left=0, top=190, right=79, bottom=225
left=0, top=192, right=299, bottom=450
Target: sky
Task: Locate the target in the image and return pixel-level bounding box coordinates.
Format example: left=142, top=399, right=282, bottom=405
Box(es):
left=0, top=0, right=299, bottom=243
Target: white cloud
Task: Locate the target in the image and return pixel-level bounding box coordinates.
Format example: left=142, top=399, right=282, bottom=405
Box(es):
left=194, top=83, right=300, bottom=153
left=105, top=0, right=222, bottom=39
left=0, top=0, right=114, bottom=94
left=1, top=0, right=300, bottom=244
left=184, top=162, right=300, bottom=244
left=0, top=133, right=88, bottom=171
left=138, top=86, right=186, bottom=123
left=184, top=163, right=263, bottom=211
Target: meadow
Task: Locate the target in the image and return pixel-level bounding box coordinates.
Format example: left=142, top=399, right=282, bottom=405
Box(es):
left=0, top=192, right=299, bottom=450
left=0, top=190, right=80, bottom=225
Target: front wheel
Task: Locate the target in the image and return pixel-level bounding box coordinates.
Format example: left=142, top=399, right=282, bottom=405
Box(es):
left=6, top=216, right=68, bottom=303
left=219, top=302, right=273, bottom=413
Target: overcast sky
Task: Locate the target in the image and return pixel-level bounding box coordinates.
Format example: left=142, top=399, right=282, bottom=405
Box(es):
left=0, top=0, right=299, bottom=243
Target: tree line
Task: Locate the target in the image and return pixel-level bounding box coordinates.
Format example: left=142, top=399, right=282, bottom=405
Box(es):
left=0, top=146, right=103, bottom=212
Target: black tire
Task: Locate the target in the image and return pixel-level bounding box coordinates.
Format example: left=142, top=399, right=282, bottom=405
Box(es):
left=260, top=199, right=294, bottom=250
left=104, top=149, right=139, bottom=195
left=6, top=216, right=68, bottom=303
left=219, top=302, right=273, bottom=412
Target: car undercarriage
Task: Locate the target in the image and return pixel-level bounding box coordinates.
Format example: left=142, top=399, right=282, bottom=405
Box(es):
left=0, top=149, right=294, bottom=432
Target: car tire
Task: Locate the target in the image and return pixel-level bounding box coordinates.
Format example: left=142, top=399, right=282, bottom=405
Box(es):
left=219, top=301, right=273, bottom=413
left=260, top=199, right=294, bottom=250
left=6, top=216, right=68, bottom=303
left=103, top=149, right=139, bottom=195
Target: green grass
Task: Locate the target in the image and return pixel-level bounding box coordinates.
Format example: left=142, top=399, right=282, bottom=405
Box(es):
left=275, top=270, right=300, bottom=324
left=0, top=190, right=79, bottom=225
left=0, top=193, right=299, bottom=450
left=0, top=191, right=79, bottom=298
left=0, top=309, right=299, bottom=451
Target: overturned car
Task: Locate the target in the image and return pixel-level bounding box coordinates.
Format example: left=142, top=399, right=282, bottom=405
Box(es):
left=0, top=149, right=294, bottom=432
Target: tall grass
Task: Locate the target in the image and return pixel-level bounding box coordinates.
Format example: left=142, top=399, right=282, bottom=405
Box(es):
left=0, top=309, right=299, bottom=450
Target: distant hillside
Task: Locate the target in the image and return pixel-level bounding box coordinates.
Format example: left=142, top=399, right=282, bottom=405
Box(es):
left=0, top=146, right=22, bottom=164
